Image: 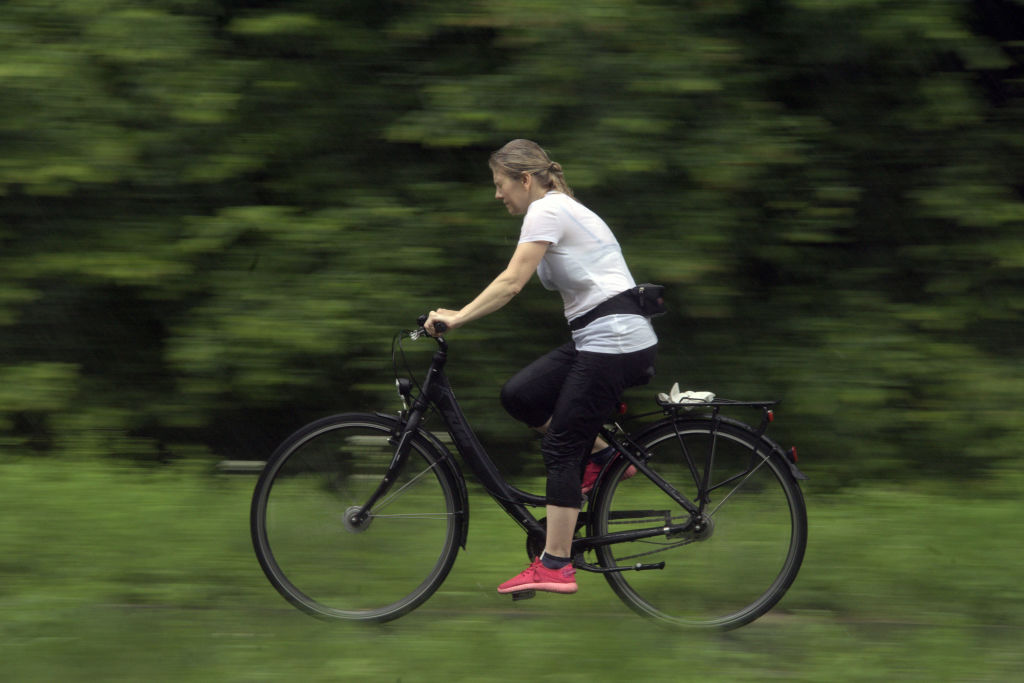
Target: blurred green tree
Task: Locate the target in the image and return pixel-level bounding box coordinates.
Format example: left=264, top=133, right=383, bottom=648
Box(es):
left=0, top=0, right=1020, bottom=486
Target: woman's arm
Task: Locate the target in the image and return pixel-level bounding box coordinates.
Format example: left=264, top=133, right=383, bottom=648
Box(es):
left=425, top=240, right=549, bottom=334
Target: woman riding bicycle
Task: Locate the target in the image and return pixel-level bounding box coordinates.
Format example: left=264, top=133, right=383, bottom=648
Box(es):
left=424, top=139, right=658, bottom=596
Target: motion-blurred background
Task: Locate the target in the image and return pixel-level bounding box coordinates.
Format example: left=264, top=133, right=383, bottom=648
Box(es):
left=1, top=1, right=1021, bottom=680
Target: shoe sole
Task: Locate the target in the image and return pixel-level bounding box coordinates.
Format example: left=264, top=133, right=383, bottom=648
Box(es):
left=497, top=582, right=578, bottom=594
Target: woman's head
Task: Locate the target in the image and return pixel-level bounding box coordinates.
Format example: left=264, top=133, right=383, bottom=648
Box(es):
left=489, top=139, right=574, bottom=199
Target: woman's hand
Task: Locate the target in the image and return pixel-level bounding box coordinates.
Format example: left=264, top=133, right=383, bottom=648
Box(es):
left=424, top=308, right=461, bottom=336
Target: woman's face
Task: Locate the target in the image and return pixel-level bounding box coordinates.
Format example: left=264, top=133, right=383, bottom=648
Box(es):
left=493, top=170, right=532, bottom=216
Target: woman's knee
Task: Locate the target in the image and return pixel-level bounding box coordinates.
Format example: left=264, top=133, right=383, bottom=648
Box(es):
left=500, top=376, right=536, bottom=426
left=540, top=428, right=590, bottom=471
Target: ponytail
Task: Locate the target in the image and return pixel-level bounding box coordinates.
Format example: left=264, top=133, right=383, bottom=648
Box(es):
left=489, top=139, right=575, bottom=198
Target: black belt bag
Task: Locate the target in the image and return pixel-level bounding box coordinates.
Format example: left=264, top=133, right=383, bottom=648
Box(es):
left=569, top=283, right=667, bottom=332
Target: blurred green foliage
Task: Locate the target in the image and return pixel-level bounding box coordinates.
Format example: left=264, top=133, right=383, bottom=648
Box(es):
left=0, top=460, right=1021, bottom=679
left=1, top=0, right=1022, bottom=486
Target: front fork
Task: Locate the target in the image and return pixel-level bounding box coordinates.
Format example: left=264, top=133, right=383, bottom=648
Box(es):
left=349, top=342, right=448, bottom=526
left=346, top=403, right=428, bottom=527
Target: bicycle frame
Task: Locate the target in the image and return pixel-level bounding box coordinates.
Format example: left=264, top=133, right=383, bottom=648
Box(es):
left=351, top=332, right=706, bottom=567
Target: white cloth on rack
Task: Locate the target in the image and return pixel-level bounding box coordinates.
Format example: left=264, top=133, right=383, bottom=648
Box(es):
left=658, top=383, right=715, bottom=407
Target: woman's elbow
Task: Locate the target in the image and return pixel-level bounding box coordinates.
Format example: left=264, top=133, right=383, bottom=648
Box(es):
left=499, top=272, right=526, bottom=298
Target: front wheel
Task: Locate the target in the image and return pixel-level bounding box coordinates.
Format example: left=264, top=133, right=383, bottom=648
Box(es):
left=590, top=418, right=807, bottom=629
left=251, top=413, right=464, bottom=622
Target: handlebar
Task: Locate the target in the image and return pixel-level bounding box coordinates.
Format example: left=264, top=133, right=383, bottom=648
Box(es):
left=415, top=314, right=447, bottom=338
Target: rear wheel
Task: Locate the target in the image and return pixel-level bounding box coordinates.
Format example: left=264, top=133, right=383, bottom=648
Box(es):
left=251, top=413, right=463, bottom=622
left=590, top=418, right=806, bottom=629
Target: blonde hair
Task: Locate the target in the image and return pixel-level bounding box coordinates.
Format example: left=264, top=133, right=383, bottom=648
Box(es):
left=489, top=139, right=574, bottom=198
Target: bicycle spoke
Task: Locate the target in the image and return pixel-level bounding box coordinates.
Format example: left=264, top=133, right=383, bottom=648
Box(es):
left=370, top=459, right=445, bottom=515
left=707, top=452, right=771, bottom=518
left=592, top=418, right=806, bottom=629
left=252, top=415, right=462, bottom=622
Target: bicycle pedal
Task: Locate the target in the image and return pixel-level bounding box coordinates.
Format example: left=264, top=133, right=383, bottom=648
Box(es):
left=511, top=590, right=536, bottom=601
left=634, top=561, right=666, bottom=571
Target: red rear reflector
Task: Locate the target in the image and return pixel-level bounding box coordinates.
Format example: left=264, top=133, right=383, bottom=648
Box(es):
left=767, top=410, right=774, bottom=422
left=617, top=402, right=628, bottom=415
left=790, top=446, right=798, bottom=462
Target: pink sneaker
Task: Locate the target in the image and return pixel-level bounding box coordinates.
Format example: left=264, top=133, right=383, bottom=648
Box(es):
left=581, top=456, right=637, bottom=494
left=497, top=557, right=578, bottom=594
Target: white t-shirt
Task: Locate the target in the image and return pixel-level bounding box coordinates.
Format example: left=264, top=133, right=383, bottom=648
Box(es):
left=519, top=192, right=658, bottom=353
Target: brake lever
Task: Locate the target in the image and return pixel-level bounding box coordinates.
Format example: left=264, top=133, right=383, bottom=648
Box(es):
left=411, top=316, right=447, bottom=341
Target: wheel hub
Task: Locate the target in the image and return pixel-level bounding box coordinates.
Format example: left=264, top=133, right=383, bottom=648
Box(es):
left=343, top=505, right=373, bottom=533
left=667, top=512, right=714, bottom=541
left=690, top=513, right=714, bottom=541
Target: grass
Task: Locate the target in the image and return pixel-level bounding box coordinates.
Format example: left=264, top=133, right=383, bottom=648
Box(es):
left=1, top=458, right=1021, bottom=682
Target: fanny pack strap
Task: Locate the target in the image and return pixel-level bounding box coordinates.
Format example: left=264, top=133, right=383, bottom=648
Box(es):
left=568, top=289, right=644, bottom=332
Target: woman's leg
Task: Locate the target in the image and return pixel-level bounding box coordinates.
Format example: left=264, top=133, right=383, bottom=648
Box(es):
left=539, top=346, right=657, bottom=557
left=543, top=504, right=579, bottom=557
left=533, top=418, right=609, bottom=456
left=499, top=343, right=576, bottom=429
left=497, top=344, right=657, bottom=594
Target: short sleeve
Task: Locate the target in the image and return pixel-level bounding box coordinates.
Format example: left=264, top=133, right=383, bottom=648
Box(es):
left=518, top=196, right=563, bottom=246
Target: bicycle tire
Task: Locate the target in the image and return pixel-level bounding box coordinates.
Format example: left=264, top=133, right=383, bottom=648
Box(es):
left=251, top=412, right=464, bottom=622
left=590, top=417, right=806, bottom=629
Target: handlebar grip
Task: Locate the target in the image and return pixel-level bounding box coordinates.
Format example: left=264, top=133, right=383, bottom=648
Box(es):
left=416, top=314, right=447, bottom=335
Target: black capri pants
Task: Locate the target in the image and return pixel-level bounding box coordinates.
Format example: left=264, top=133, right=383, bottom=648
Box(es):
left=500, top=342, right=657, bottom=508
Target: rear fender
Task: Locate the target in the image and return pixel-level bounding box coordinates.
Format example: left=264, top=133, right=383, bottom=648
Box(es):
left=634, top=415, right=808, bottom=482
left=713, top=415, right=809, bottom=481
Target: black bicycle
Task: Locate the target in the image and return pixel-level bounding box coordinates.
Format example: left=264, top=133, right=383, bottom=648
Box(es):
left=250, top=318, right=808, bottom=630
